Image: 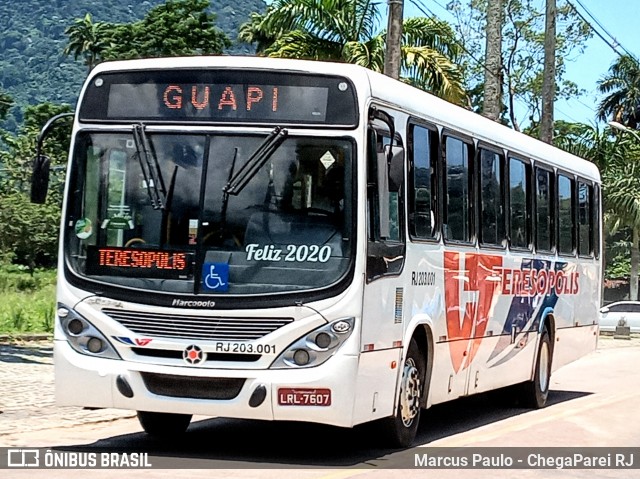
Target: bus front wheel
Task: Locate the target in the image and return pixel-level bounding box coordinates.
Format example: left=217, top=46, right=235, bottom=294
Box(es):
left=137, top=411, right=192, bottom=437
left=379, top=338, right=424, bottom=448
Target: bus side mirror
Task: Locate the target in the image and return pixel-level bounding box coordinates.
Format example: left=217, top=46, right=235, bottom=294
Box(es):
left=386, top=145, right=404, bottom=192
left=31, top=154, right=50, bottom=204
left=29, top=111, right=75, bottom=204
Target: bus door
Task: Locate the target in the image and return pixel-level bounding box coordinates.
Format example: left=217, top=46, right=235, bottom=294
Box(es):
left=356, top=106, right=407, bottom=418
left=363, top=107, right=406, bottom=337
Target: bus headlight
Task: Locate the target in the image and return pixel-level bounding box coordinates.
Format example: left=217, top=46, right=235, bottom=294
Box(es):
left=57, top=303, right=120, bottom=360
left=270, top=317, right=355, bottom=369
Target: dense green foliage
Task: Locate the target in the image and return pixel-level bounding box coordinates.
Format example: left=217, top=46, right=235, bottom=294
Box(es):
left=0, top=103, right=72, bottom=268
left=239, top=0, right=467, bottom=104
left=597, top=55, right=640, bottom=129
left=447, top=0, right=591, bottom=130
left=0, top=264, right=56, bottom=334
left=65, top=0, right=231, bottom=66
left=0, top=0, right=266, bottom=131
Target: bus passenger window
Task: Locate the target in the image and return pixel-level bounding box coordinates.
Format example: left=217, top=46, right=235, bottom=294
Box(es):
left=594, top=185, right=601, bottom=258
left=444, top=135, right=472, bottom=242
left=508, top=158, right=530, bottom=249
left=578, top=181, right=593, bottom=256
left=409, top=124, right=437, bottom=239
left=557, top=174, right=575, bottom=255
left=479, top=148, right=504, bottom=246
left=535, top=168, right=553, bottom=252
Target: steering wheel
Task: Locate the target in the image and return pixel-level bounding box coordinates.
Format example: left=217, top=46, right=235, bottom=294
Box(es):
left=302, top=207, right=333, bottom=217
left=124, top=237, right=146, bottom=247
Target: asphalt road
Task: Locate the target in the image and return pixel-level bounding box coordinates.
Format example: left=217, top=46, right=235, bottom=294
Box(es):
left=1, top=336, right=639, bottom=478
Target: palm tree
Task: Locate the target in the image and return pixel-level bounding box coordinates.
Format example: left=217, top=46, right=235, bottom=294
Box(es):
left=595, top=55, right=640, bottom=299
left=597, top=55, right=640, bottom=129
left=556, top=123, right=640, bottom=300
left=600, top=133, right=640, bottom=300
left=238, top=0, right=466, bottom=105
left=63, top=13, right=109, bottom=71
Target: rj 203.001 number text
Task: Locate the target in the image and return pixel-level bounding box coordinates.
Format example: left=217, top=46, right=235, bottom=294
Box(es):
left=214, top=342, right=276, bottom=354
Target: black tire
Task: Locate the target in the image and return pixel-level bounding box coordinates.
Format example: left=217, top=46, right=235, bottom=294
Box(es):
left=379, top=338, right=425, bottom=448
left=137, top=411, right=192, bottom=437
left=519, top=327, right=552, bottom=408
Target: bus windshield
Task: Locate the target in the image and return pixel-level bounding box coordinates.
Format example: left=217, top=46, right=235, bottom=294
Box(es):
left=64, top=130, right=354, bottom=296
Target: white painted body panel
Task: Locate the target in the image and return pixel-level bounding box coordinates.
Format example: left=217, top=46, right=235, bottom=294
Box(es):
left=55, top=56, right=602, bottom=430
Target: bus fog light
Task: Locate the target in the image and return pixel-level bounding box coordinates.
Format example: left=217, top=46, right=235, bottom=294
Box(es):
left=87, top=337, right=104, bottom=353
left=293, top=349, right=310, bottom=366
left=270, top=317, right=355, bottom=369
left=67, top=319, right=84, bottom=335
left=57, top=303, right=120, bottom=360
left=315, top=332, right=332, bottom=349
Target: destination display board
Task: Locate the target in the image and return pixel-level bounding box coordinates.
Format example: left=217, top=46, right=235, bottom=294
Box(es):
left=79, top=69, right=358, bottom=126
left=86, top=246, right=194, bottom=279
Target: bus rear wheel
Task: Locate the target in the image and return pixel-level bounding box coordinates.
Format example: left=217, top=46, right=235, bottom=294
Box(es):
left=518, top=327, right=552, bottom=408
left=379, top=338, right=424, bottom=448
left=137, top=411, right=192, bottom=437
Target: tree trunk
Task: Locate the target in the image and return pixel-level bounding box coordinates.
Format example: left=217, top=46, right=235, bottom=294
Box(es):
left=631, top=227, right=639, bottom=300
left=483, top=0, right=503, bottom=121
left=539, top=0, right=556, bottom=144
left=384, top=0, right=404, bottom=80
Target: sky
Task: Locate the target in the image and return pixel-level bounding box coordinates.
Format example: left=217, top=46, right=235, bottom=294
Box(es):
left=400, top=0, right=640, bottom=127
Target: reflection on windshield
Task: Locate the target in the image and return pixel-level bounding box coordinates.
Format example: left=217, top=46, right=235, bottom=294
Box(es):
left=66, top=132, right=354, bottom=296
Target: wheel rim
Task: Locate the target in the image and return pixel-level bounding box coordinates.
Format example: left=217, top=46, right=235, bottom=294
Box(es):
left=400, top=358, right=421, bottom=427
left=538, top=340, right=550, bottom=393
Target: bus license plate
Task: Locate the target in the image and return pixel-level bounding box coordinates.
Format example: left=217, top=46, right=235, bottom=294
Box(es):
left=277, top=388, right=332, bottom=406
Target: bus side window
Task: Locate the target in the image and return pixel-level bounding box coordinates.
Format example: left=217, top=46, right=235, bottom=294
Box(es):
left=478, top=147, right=505, bottom=246
left=443, top=134, right=473, bottom=242
left=557, top=173, right=575, bottom=255
left=577, top=181, right=593, bottom=256
left=409, top=123, right=437, bottom=239
left=508, top=157, right=531, bottom=249
left=594, top=184, right=601, bottom=258
left=535, top=167, right=554, bottom=252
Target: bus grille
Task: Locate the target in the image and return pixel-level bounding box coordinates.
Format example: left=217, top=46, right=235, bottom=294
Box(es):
left=102, top=308, right=293, bottom=341
left=140, top=372, right=245, bottom=400
left=132, top=347, right=261, bottom=363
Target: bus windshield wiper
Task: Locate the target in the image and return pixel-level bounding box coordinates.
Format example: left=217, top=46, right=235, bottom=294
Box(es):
left=132, top=123, right=167, bottom=210
left=223, top=126, right=288, bottom=197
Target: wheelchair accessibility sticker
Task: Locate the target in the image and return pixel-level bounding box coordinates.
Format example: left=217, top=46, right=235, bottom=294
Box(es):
left=202, top=263, right=229, bottom=292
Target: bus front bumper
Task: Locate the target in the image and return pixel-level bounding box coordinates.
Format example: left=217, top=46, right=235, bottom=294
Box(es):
left=54, top=339, right=360, bottom=428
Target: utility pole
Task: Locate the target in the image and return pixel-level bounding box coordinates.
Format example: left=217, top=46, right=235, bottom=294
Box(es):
left=540, top=0, right=557, bottom=144
left=482, top=0, right=503, bottom=121
left=384, top=0, right=404, bottom=80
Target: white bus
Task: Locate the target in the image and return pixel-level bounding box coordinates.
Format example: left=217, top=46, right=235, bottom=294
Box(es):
left=33, top=56, right=602, bottom=447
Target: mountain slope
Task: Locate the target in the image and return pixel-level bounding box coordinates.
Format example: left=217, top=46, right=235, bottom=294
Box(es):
left=0, top=0, right=265, bottom=129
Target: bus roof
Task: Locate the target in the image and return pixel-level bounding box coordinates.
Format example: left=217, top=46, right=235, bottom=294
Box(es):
left=89, top=56, right=600, bottom=182
left=363, top=68, right=601, bottom=182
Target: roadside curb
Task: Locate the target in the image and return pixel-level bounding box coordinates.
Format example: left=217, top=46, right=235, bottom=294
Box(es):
left=0, top=333, right=53, bottom=344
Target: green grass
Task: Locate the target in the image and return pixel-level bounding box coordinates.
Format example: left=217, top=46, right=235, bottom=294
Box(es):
left=0, top=266, right=56, bottom=334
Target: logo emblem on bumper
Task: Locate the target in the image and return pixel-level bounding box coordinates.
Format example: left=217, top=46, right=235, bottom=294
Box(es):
left=183, top=345, right=206, bottom=365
